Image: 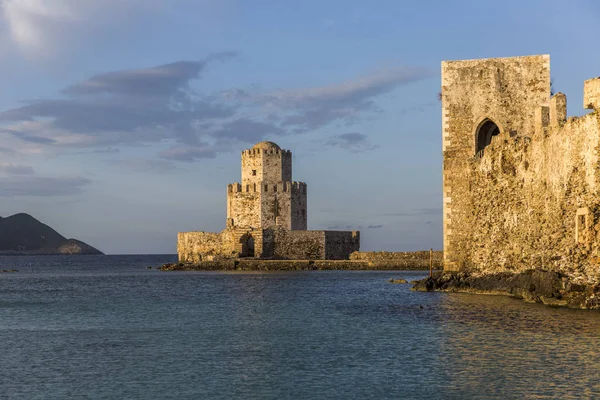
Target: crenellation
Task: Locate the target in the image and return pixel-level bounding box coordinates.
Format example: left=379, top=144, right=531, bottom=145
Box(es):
left=550, top=93, right=567, bottom=127
left=584, top=77, right=600, bottom=110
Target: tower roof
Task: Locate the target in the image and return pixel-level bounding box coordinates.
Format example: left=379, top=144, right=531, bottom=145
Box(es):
left=252, top=141, right=281, bottom=150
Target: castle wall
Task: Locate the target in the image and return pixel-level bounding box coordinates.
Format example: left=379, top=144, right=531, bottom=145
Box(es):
left=178, top=230, right=236, bottom=263
left=443, top=54, right=600, bottom=282
left=442, top=55, right=551, bottom=270
left=269, top=229, right=326, bottom=259
left=178, top=227, right=265, bottom=262
left=324, top=231, right=360, bottom=260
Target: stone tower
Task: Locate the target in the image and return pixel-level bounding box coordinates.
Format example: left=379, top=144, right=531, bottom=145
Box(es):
left=441, top=55, right=551, bottom=271
left=226, top=141, right=307, bottom=230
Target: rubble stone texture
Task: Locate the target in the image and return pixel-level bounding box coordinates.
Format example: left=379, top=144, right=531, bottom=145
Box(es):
left=442, top=54, right=600, bottom=284
left=178, top=141, right=359, bottom=262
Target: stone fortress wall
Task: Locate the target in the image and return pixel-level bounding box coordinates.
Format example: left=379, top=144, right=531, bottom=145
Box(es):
left=178, top=141, right=359, bottom=262
left=442, top=54, right=600, bottom=283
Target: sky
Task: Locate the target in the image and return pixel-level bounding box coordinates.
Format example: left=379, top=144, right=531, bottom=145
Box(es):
left=0, top=0, right=599, bottom=254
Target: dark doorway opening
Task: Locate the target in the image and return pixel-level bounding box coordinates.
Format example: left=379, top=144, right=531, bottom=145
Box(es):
left=240, top=235, right=255, bottom=257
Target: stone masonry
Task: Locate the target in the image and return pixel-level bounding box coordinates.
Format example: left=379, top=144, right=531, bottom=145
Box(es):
left=178, top=141, right=359, bottom=262
left=442, top=54, right=600, bottom=284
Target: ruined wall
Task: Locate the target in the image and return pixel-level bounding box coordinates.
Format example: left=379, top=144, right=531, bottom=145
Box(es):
left=178, top=230, right=236, bottom=263
left=442, top=54, right=600, bottom=283
left=324, top=231, right=360, bottom=260
left=178, top=227, right=265, bottom=262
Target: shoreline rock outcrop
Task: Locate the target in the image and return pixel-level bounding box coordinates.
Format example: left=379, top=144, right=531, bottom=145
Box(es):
left=411, top=270, right=600, bottom=310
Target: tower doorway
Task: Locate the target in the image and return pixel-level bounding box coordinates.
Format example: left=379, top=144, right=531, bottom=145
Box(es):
left=240, top=234, right=255, bottom=258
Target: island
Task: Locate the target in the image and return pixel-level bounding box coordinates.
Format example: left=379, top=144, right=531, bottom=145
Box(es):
left=0, top=213, right=103, bottom=255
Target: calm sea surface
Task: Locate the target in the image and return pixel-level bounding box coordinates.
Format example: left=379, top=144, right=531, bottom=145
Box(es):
left=0, top=255, right=599, bottom=399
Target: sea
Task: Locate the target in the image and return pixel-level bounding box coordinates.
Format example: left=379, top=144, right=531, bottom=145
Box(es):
left=0, top=255, right=599, bottom=399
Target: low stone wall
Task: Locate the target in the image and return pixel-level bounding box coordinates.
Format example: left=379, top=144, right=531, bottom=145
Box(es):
left=350, top=251, right=443, bottom=270
left=177, top=231, right=235, bottom=263
left=159, top=258, right=429, bottom=271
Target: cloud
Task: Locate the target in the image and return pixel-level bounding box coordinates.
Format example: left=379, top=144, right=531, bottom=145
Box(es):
left=256, top=66, right=432, bottom=131
left=1, top=1, right=233, bottom=58
left=324, top=132, right=379, bottom=152
left=210, top=118, right=284, bottom=143
left=62, top=56, right=235, bottom=97
left=0, top=55, right=237, bottom=151
left=368, top=224, right=384, bottom=229
left=0, top=176, right=90, bottom=196
left=113, top=158, right=179, bottom=174
left=383, top=207, right=441, bottom=217
left=0, top=163, right=35, bottom=175
left=159, top=145, right=217, bottom=162
left=0, top=54, right=430, bottom=162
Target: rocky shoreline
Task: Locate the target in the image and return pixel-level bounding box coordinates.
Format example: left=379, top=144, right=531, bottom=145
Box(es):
left=412, top=270, right=600, bottom=310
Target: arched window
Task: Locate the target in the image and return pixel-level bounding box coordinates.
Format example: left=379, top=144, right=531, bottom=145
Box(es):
left=476, top=119, right=500, bottom=155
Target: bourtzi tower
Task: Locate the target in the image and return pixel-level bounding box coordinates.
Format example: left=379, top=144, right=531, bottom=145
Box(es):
left=178, top=141, right=360, bottom=262
left=226, top=141, right=307, bottom=230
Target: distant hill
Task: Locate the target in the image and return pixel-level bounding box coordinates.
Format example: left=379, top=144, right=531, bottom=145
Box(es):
left=0, top=213, right=103, bottom=255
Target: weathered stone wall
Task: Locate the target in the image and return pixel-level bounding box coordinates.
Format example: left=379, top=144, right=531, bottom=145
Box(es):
left=178, top=228, right=266, bottom=262
left=290, top=182, right=307, bottom=230
left=269, top=229, right=326, bottom=259
left=442, top=54, right=551, bottom=270
left=178, top=230, right=236, bottom=263
left=324, top=231, right=360, bottom=259
left=227, top=184, right=261, bottom=228
left=350, top=250, right=443, bottom=269
left=442, top=54, right=600, bottom=284
left=241, top=148, right=292, bottom=184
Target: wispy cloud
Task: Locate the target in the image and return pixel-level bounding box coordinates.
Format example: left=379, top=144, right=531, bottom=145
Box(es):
left=0, top=162, right=35, bottom=175
left=241, top=66, right=432, bottom=132
left=0, top=55, right=430, bottom=163
left=159, top=144, right=217, bottom=162
left=0, top=55, right=237, bottom=152
left=383, top=207, right=441, bottom=217
left=113, top=158, right=179, bottom=174
left=324, top=132, right=379, bottom=152
left=0, top=176, right=90, bottom=196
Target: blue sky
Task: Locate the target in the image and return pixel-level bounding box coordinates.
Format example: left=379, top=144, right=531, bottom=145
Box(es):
left=0, top=0, right=599, bottom=254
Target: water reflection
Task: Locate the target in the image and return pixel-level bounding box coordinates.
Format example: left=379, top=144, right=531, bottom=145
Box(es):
left=435, top=293, right=600, bottom=398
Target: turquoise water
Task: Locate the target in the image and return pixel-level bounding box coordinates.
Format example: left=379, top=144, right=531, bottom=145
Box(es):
left=1, top=255, right=599, bottom=399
